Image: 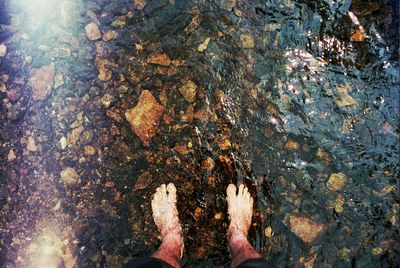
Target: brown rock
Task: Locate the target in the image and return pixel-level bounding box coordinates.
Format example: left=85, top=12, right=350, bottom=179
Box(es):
left=102, top=30, right=118, bottom=42
left=179, top=80, right=197, bottom=102
left=60, top=167, right=80, bottom=185
left=134, top=0, right=147, bottom=10
left=125, top=90, right=164, bottom=145
left=286, top=215, right=326, bottom=243
left=84, top=145, right=97, bottom=156
left=67, top=125, right=84, bottom=146
left=240, top=34, right=254, bottom=48
left=85, top=22, right=101, bottom=41
left=147, top=53, right=171, bottom=66
left=284, top=140, right=300, bottom=151
left=29, top=64, right=55, bottom=100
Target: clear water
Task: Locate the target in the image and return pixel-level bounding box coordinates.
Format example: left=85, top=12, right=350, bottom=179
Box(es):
left=0, top=0, right=398, bottom=267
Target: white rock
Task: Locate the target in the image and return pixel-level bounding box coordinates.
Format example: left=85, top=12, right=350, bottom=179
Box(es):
left=8, top=149, right=16, bottom=161
left=0, top=44, right=7, bottom=57
left=60, top=136, right=68, bottom=149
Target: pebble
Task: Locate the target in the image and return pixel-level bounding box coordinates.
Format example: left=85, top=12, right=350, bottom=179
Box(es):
left=179, top=80, right=197, bottom=103
left=147, top=53, right=171, bottom=66
left=102, top=30, right=118, bottom=42
left=284, top=140, right=300, bottom=151
left=54, top=73, right=64, bottom=89
left=27, top=136, right=38, bottom=152
left=285, top=215, right=326, bottom=243
left=335, top=85, right=357, bottom=107
left=84, top=145, right=97, bottom=156
left=327, top=172, right=346, bottom=191
left=198, top=37, right=211, bottom=52
left=240, top=34, right=254, bottom=48
left=85, top=22, right=102, bottom=41
left=29, top=63, right=55, bottom=101
left=134, top=0, right=147, bottom=10
left=60, top=167, right=79, bottom=185
left=60, top=136, right=68, bottom=149
left=0, top=44, right=7, bottom=57
left=8, top=149, right=16, bottom=161
left=125, top=90, right=164, bottom=145
left=101, top=93, right=114, bottom=108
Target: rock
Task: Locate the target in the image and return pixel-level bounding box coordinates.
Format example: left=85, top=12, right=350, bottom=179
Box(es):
left=198, top=37, right=211, bottom=52
left=85, top=22, right=102, bottom=41
left=101, top=93, right=114, bottom=108
left=96, top=59, right=114, bottom=81
left=134, top=0, right=147, bottom=10
left=60, top=167, right=79, bottom=185
left=327, top=172, right=346, bottom=191
left=335, top=85, right=357, bottom=107
left=27, top=136, right=38, bottom=152
left=350, top=28, right=365, bottom=42
left=102, top=30, right=118, bottom=42
left=125, top=90, right=164, bottom=145
left=60, top=136, right=68, bottom=149
left=84, top=145, right=97, bottom=156
left=185, top=15, right=201, bottom=33
left=67, top=125, right=84, bottom=146
left=264, top=226, right=273, bottom=238
left=6, top=88, right=22, bottom=102
left=29, top=64, right=55, bottom=100
left=0, top=44, right=6, bottom=57
left=334, top=194, right=345, bottom=213
left=285, top=215, right=326, bottom=243
left=202, top=157, right=215, bottom=170
left=53, top=47, right=71, bottom=58
left=147, top=53, right=171, bottom=66
left=219, top=139, right=231, bottom=150
left=8, top=149, right=16, bottom=161
left=240, top=34, right=254, bottom=48
left=54, top=73, right=64, bottom=89
left=179, top=80, right=197, bottom=103
left=284, top=140, right=300, bottom=151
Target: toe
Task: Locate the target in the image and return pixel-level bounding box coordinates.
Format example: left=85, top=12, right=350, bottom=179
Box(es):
left=238, top=184, right=245, bottom=196
left=160, top=184, right=167, bottom=198
left=166, top=183, right=177, bottom=201
left=226, top=184, right=237, bottom=200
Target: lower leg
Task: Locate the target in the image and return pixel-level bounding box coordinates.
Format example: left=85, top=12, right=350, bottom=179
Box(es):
left=151, top=183, right=184, bottom=268
left=226, top=184, right=262, bottom=268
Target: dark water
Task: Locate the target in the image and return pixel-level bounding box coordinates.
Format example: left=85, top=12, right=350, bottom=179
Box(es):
left=0, top=0, right=399, bottom=267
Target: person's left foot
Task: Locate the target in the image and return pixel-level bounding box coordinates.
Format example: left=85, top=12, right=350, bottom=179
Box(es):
left=151, top=183, right=184, bottom=264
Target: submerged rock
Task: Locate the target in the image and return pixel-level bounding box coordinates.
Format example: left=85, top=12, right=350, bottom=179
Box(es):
left=85, top=22, right=102, bottom=41
left=60, top=167, right=80, bottom=185
left=0, top=44, right=6, bottom=57
left=29, top=63, right=55, bottom=100
left=179, top=80, right=197, bottom=103
left=327, top=172, right=346, bottom=191
left=134, top=0, right=147, bottom=10
left=125, top=90, right=164, bottom=145
left=285, top=215, right=326, bottom=243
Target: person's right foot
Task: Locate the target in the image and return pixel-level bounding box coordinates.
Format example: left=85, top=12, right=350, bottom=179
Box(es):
left=226, top=184, right=254, bottom=236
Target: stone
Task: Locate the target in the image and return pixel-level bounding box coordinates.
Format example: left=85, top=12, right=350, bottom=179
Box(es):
left=29, top=64, right=55, bottom=100
left=101, top=93, right=114, bottom=108
left=179, top=80, right=197, bottom=103
left=327, top=172, right=346, bottom=191
left=351, top=28, right=365, bottom=42
left=202, top=157, right=215, bottom=170
left=134, top=0, right=147, bottom=10
left=125, top=90, right=164, bottom=145
left=60, top=167, right=79, bottom=185
left=54, top=73, right=64, bottom=89
left=284, top=140, right=300, bottom=151
left=0, top=44, right=7, bottom=57
left=96, top=59, right=113, bottom=81
left=198, top=37, right=211, bottom=52
left=60, top=136, right=68, bottom=149
left=53, top=47, right=71, bottom=58
left=147, top=54, right=171, bottom=66
left=240, top=34, right=254, bottom=48
left=67, top=125, right=84, bottom=147
left=8, top=149, right=16, bottom=161
left=85, top=22, right=102, bottom=41
left=84, top=145, right=96, bottom=156
left=102, top=30, right=118, bottom=42
left=335, top=85, right=357, bottom=107
left=285, top=215, right=326, bottom=243
left=219, top=139, right=231, bottom=150
left=27, top=136, right=38, bottom=152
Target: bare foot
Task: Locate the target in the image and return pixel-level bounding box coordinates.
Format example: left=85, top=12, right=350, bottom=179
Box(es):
left=227, top=184, right=254, bottom=236
left=226, top=184, right=261, bottom=268
left=151, top=183, right=184, bottom=268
